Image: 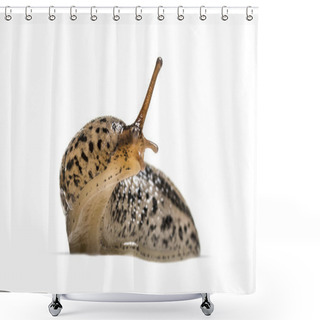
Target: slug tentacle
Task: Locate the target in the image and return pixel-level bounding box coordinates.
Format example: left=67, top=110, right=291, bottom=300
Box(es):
left=59, top=57, right=200, bottom=261
left=134, top=57, right=162, bottom=130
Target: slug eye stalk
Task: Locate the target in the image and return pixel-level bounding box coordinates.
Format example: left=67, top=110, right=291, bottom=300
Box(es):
left=130, top=57, right=162, bottom=157
left=134, top=57, right=163, bottom=130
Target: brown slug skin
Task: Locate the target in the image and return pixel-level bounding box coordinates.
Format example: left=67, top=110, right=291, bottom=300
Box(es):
left=59, top=57, right=200, bottom=261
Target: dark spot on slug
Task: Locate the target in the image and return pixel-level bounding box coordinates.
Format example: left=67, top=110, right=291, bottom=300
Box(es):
left=73, top=174, right=80, bottom=188
left=107, top=142, right=110, bottom=149
left=152, top=197, right=158, bottom=215
left=100, top=118, right=107, bottom=123
left=179, top=226, right=183, bottom=241
left=89, top=141, right=94, bottom=153
left=160, top=215, right=173, bottom=231
left=103, top=128, right=108, bottom=133
left=75, top=160, right=82, bottom=174
left=88, top=171, right=93, bottom=179
left=137, top=188, right=142, bottom=200
left=96, top=128, right=100, bottom=134
left=81, top=151, right=88, bottom=162
left=96, top=165, right=99, bottom=171
left=78, top=133, right=87, bottom=142
left=190, top=232, right=198, bottom=243
left=171, top=225, right=176, bottom=239
left=97, top=139, right=102, bottom=150
left=66, top=159, right=74, bottom=170
left=162, top=239, right=168, bottom=248
left=151, top=234, right=159, bottom=247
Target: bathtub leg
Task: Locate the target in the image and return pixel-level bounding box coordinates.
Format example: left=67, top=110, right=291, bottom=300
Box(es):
left=48, top=294, right=63, bottom=317
left=200, top=293, right=214, bottom=316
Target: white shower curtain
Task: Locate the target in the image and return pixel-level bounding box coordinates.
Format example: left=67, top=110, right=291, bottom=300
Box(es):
left=0, top=7, right=257, bottom=294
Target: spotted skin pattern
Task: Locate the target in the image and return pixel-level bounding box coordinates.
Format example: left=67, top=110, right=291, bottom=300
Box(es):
left=59, top=58, right=200, bottom=262
left=59, top=116, right=200, bottom=262
left=60, top=116, right=124, bottom=226
left=100, top=164, right=200, bottom=261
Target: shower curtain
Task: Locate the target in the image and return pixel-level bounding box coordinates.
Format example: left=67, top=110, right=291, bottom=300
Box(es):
left=0, top=6, right=258, bottom=295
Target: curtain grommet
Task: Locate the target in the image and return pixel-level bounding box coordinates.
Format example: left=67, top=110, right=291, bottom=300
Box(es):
left=221, top=6, right=228, bottom=21
left=246, top=6, right=253, bottom=21
left=113, top=6, right=120, bottom=21
left=200, top=6, right=207, bottom=21
left=25, top=6, right=32, bottom=21
left=5, top=6, right=12, bottom=21
left=49, top=6, right=56, bottom=21
left=135, top=6, right=142, bottom=21
left=91, top=6, right=98, bottom=21
left=158, top=6, right=165, bottom=21
left=177, top=6, right=184, bottom=21
left=70, top=6, right=77, bottom=21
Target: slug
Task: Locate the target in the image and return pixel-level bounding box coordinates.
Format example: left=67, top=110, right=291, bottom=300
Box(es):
left=59, top=57, right=200, bottom=262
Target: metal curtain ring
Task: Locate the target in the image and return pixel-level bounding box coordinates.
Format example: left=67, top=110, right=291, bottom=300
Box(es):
left=25, top=6, right=32, bottom=21
left=177, top=6, right=184, bottom=21
left=70, top=6, right=77, bottom=21
left=135, top=6, right=142, bottom=21
left=5, top=6, right=12, bottom=21
left=113, top=6, right=120, bottom=21
left=158, top=6, right=164, bottom=21
left=246, top=6, right=253, bottom=21
left=49, top=6, right=56, bottom=21
left=91, top=6, right=97, bottom=21
left=221, top=6, right=228, bottom=21
left=200, top=6, right=207, bottom=21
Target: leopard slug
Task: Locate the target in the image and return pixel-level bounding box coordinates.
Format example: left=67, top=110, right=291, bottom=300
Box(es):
left=59, top=57, right=200, bottom=262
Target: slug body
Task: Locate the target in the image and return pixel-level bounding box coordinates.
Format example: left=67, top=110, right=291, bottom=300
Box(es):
left=59, top=58, right=200, bottom=262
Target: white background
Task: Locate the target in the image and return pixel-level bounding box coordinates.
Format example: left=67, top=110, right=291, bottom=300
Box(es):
left=1, top=0, right=320, bottom=319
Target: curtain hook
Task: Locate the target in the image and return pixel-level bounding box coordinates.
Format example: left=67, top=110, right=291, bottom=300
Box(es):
left=135, top=6, right=142, bottom=21
left=49, top=6, right=56, bottom=21
left=246, top=6, right=253, bottom=21
left=25, top=6, right=32, bottom=21
left=5, top=6, right=12, bottom=21
left=221, top=6, right=228, bottom=21
left=70, top=6, right=77, bottom=21
left=157, top=6, right=164, bottom=21
left=177, top=6, right=184, bottom=21
left=200, top=6, right=207, bottom=21
left=91, top=6, right=97, bottom=21
left=113, top=6, right=120, bottom=21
